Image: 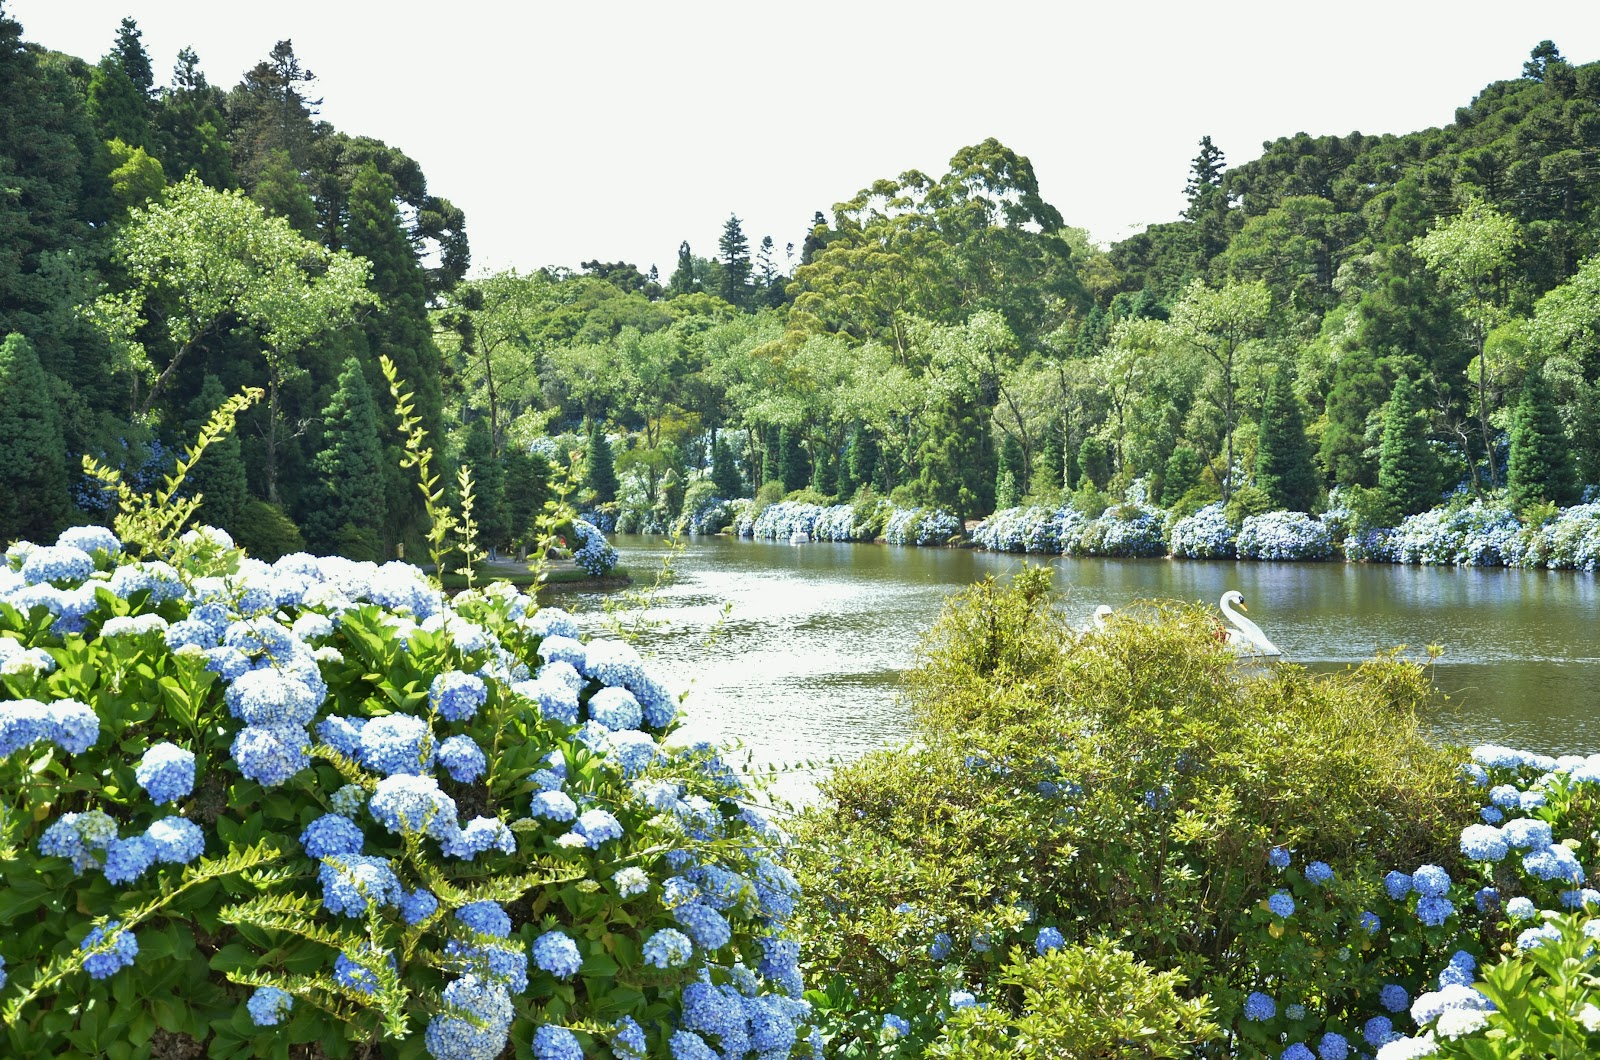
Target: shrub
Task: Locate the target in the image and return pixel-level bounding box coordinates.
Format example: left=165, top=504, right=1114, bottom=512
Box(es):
left=795, top=569, right=1475, bottom=1059
left=1224, top=484, right=1275, bottom=528
left=884, top=507, right=962, bottom=546
left=678, top=481, right=733, bottom=535
left=0, top=528, right=811, bottom=1058
left=1391, top=500, right=1521, bottom=567
left=751, top=501, right=825, bottom=540
left=1235, top=511, right=1336, bottom=561
left=229, top=500, right=305, bottom=562
left=570, top=518, right=618, bottom=575
left=1169, top=503, right=1237, bottom=559
left=1075, top=503, right=1167, bottom=557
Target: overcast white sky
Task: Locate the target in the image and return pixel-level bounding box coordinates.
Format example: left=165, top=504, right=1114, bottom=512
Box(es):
left=11, top=1, right=1600, bottom=277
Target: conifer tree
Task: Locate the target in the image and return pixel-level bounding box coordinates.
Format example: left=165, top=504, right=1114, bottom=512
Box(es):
left=0, top=334, right=69, bottom=543
left=585, top=420, right=618, bottom=504
left=461, top=418, right=508, bottom=553
left=810, top=444, right=837, bottom=497
left=779, top=426, right=808, bottom=494
left=156, top=46, right=235, bottom=188
left=184, top=374, right=249, bottom=531
left=88, top=55, right=152, bottom=151
left=848, top=427, right=879, bottom=494
left=1507, top=366, right=1580, bottom=510
left=114, top=18, right=156, bottom=101
left=760, top=430, right=780, bottom=489
left=502, top=447, right=551, bottom=553
left=304, top=357, right=387, bottom=559
left=1077, top=436, right=1111, bottom=491
left=1032, top=417, right=1065, bottom=496
left=711, top=433, right=742, bottom=497
left=996, top=432, right=1026, bottom=509
left=1161, top=446, right=1202, bottom=507
left=250, top=149, right=317, bottom=236
left=1377, top=376, right=1440, bottom=519
left=1254, top=371, right=1320, bottom=511
left=668, top=241, right=698, bottom=296
left=914, top=394, right=995, bottom=520
left=718, top=215, right=752, bottom=308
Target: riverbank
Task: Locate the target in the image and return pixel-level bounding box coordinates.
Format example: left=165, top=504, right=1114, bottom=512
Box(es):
left=438, top=558, right=632, bottom=593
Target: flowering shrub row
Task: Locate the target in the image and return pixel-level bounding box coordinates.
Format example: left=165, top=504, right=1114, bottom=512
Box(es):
left=570, top=518, right=619, bottom=575
left=971, top=496, right=1600, bottom=570
left=883, top=507, right=962, bottom=547
left=0, top=525, right=813, bottom=1059
left=737, top=502, right=962, bottom=547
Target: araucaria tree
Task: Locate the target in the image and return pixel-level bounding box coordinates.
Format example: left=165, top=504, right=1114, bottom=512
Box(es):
left=1507, top=365, right=1580, bottom=511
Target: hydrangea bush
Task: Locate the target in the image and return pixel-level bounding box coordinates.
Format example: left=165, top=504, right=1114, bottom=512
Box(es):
left=1390, top=501, right=1522, bottom=567
left=570, top=518, right=620, bottom=576
left=882, top=507, right=962, bottom=547
left=1235, top=511, right=1335, bottom=562
left=1169, top=503, right=1238, bottom=559
left=1073, top=503, right=1167, bottom=558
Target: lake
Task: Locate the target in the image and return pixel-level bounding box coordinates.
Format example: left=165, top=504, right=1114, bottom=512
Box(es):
left=574, top=536, right=1600, bottom=795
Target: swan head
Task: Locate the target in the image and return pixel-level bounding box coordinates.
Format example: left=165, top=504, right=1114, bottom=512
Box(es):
left=1093, top=605, right=1114, bottom=621
left=1221, top=590, right=1246, bottom=612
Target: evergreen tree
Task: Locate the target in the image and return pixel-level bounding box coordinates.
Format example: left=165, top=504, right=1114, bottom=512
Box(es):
left=1077, top=436, right=1112, bottom=491
left=718, top=215, right=752, bottom=308
left=1253, top=371, right=1320, bottom=511
left=304, top=357, right=387, bottom=559
left=1161, top=446, right=1202, bottom=507
left=1032, top=417, right=1066, bottom=496
left=113, top=17, right=155, bottom=101
left=502, top=447, right=551, bottom=553
left=0, top=334, right=69, bottom=543
left=914, top=393, right=995, bottom=520
left=227, top=39, right=321, bottom=181
left=1507, top=366, right=1580, bottom=510
left=848, top=426, right=879, bottom=495
left=1318, top=346, right=1386, bottom=488
left=156, top=46, right=236, bottom=188
left=800, top=210, right=830, bottom=265
left=779, top=426, right=808, bottom=494
left=250, top=148, right=317, bottom=236
left=668, top=240, right=698, bottom=296
left=810, top=444, right=837, bottom=496
left=88, top=55, right=152, bottom=151
left=760, top=430, right=780, bottom=489
left=1377, top=376, right=1440, bottom=519
left=996, top=432, right=1026, bottom=508
left=184, top=374, right=249, bottom=531
left=710, top=433, right=742, bottom=497
left=461, top=418, right=508, bottom=554
left=585, top=420, right=618, bottom=504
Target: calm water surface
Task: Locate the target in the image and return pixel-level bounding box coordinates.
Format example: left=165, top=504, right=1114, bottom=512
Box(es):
left=574, top=537, right=1600, bottom=790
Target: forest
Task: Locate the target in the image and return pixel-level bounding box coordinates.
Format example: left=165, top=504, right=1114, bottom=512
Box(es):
left=4, top=9, right=1600, bottom=558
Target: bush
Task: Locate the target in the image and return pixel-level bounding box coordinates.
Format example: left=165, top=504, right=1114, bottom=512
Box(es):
left=1224, top=485, right=1275, bottom=528
left=0, top=528, right=811, bottom=1058
left=1168, top=503, right=1237, bottom=559
left=1391, top=500, right=1521, bottom=567
left=1075, top=503, right=1167, bottom=557
left=1235, top=511, right=1336, bottom=561
left=795, top=569, right=1475, bottom=1058
left=570, top=518, right=618, bottom=575
left=883, top=507, right=962, bottom=546
left=229, top=500, right=305, bottom=562
left=678, top=480, right=733, bottom=535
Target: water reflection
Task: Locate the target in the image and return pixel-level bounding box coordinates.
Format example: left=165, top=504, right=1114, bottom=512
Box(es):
left=573, top=537, right=1600, bottom=790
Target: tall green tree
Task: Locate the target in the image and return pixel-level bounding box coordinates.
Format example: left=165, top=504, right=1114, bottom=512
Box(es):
left=996, top=431, right=1026, bottom=509
left=1161, top=446, right=1202, bottom=506
left=585, top=420, right=618, bottom=504
left=848, top=426, right=879, bottom=495
left=1507, top=366, right=1580, bottom=510
left=668, top=240, right=699, bottom=296
left=461, top=418, right=508, bottom=554
left=710, top=433, right=742, bottom=497
left=1076, top=436, right=1112, bottom=491
left=718, top=215, right=752, bottom=308
left=227, top=39, right=321, bottom=182
left=155, top=46, right=235, bottom=188
left=113, top=17, right=155, bottom=101
left=779, top=425, right=808, bottom=494
left=1253, top=371, right=1320, bottom=511
left=0, top=334, right=69, bottom=543
left=502, top=447, right=551, bottom=553
left=914, top=392, right=995, bottom=520
left=1318, top=345, right=1387, bottom=488
left=88, top=54, right=152, bottom=151
left=304, top=357, right=387, bottom=559
left=1377, top=376, right=1440, bottom=519
left=810, top=443, right=837, bottom=496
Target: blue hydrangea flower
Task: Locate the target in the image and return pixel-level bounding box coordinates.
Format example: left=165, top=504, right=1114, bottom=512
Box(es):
left=1035, top=926, right=1064, bottom=954
left=929, top=932, right=952, bottom=959
left=587, top=687, right=642, bottom=731
left=359, top=713, right=434, bottom=776
left=456, top=901, right=511, bottom=938
left=145, top=817, right=204, bottom=864
left=1523, top=844, right=1585, bottom=883
left=1379, top=983, right=1409, bottom=1013
left=532, top=1025, right=582, bottom=1060
left=611, top=1015, right=647, bottom=1060
left=1459, top=824, right=1509, bottom=862
left=103, top=835, right=156, bottom=885
left=1384, top=870, right=1412, bottom=899
left=1243, top=991, right=1275, bottom=1021
left=672, top=901, right=731, bottom=950
left=437, top=735, right=486, bottom=783
left=529, top=790, right=577, bottom=822
left=300, top=814, right=365, bottom=859
left=604, top=729, right=659, bottom=777
left=1268, top=891, right=1295, bottom=918
left=1304, top=860, right=1333, bottom=885
left=574, top=808, right=622, bottom=847
left=1518, top=924, right=1563, bottom=950
left=1281, top=1045, right=1314, bottom=1060
left=424, top=974, right=514, bottom=1060
left=1475, top=887, right=1499, bottom=912
left=1359, top=911, right=1381, bottom=934
left=1481, top=805, right=1504, bottom=823
left=1412, top=864, right=1451, bottom=897
left=369, top=774, right=458, bottom=839
left=1268, top=845, right=1292, bottom=869
left=400, top=888, right=439, bottom=926
left=80, top=921, right=138, bottom=979
left=1363, top=1015, right=1397, bottom=1047
left=1561, top=888, right=1600, bottom=909
left=642, top=928, right=694, bottom=968
left=57, top=525, right=120, bottom=557
left=330, top=783, right=367, bottom=818
left=531, top=931, right=582, bottom=979
left=318, top=854, right=402, bottom=917
left=430, top=671, right=487, bottom=722
left=230, top=724, right=310, bottom=787
left=524, top=607, right=579, bottom=639
left=247, top=985, right=294, bottom=1026
left=1416, top=895, right=1455, bottom=927
left=317, top=715, right=366, bottom=759
left=225, top=668, right=321, bottom=727
left=949, top=989, right=978, bottom=1011
left=1502, top=818, right=1552, bottom=850
left=22, top=545, right=94, bottom=586
left=882, top=1013, right=909, bottom=1039
left=669, top=1030, right=717, bottom=1060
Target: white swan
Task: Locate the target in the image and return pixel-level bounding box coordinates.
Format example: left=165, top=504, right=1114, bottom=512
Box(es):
left=1220, top=590, right=1282, bottom=657
left=1074, top=604, right=1115, bottom=634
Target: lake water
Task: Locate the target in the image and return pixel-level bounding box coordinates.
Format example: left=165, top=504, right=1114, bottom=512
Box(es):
left=573, top=536, right=1600, bottom=794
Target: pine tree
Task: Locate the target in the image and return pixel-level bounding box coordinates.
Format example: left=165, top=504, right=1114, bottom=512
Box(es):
left=779, top=426, right=808, bottom=494
left=914, top=393, right=995, bottom=520
left=1254, top=371, right=1320, bottom=511
left=760, top=430, right=781, bottom=489
left=88, top=55, right=153, bottom=151
left=156, top=46, right=236, bottom=188
left=1161, top=446, right=1202, bottom=507
left=585, top=420, right=618, bottom=504
left=810, top=444, right=837, bottom=496
left=718, top=215, right=752, bottom=308
left=250, top=149, right=317, bottom=236
left=1032, top=417, right=1065, bottom=496
left=1377, top=376, right=1440, bottom=519
left=668, top=240, right=698, bottom=296
left=304, top=358, right=387, bottom=559
left=1318, top=347, right=1386, bottom=488
left=184, top=374, right=249, bottom=531
left=997, top=432, right=1026, bottom=508
left=710, top=434, right=742, bottom=497
left=0, top=334, right=69, bottom=543
left=1508, top=366, right=1580, bottom=510
left=113, top=17, right=155, bottom=101
left=1077, top=436, right=1112, bottom=491
left=502, top=447, right=551, bottom=553
left=462, top=418, right=508, bottom=554
left=800, top=211, right=830, bottom=265
left=848, top=427, right=879, bottom=494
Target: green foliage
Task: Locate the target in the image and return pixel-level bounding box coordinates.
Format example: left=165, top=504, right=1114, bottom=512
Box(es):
left=1378, top=376, right=1442, bottom=520
left=1223, top=483, right=1275, bottom=527
left=1507, top=366, right=1580, bottom=511
left=710, top=434, right=743, bottom=498
left=927, top=941, right=1221, bottom=1059
left=183, top=375, right=249, bottom=532
left=1161, top=445, right=1203, bottom=507
left=501, top=447, right=552, bottom=552
left=1253, top=370, right=1320, bottom=511
left=0, top=334, right=71, bottom=544
left=797, top=569, right=1472, bottom=1057
left=996, top=432, right=1026, bottom=510
left=778, top=426, right=809, bottom=495
left=229, top=498, right=305, bottom=560
left=1076, top=436, right=1112, bottom=491
left=304, top=358, right=389, bottom=559
left=584, top=421, right=618, bottom=504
